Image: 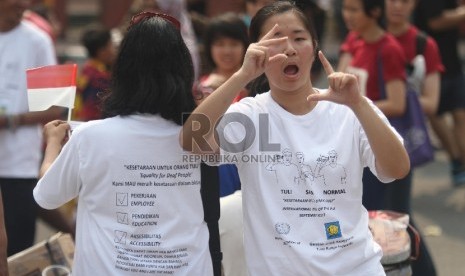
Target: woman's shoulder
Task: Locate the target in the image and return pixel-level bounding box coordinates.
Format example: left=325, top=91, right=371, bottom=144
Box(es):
left=227, top=92, right=271, bottom=113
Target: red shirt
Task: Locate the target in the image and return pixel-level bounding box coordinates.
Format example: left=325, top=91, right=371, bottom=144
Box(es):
left=341, top=32, right=407, bottom=101
left=394, top=26, right=444, bottom=75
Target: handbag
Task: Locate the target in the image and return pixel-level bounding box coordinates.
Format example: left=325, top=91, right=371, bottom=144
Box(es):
left=377, top=46, right=434, bottom=167
left=368, top=210, right=420, bottom=276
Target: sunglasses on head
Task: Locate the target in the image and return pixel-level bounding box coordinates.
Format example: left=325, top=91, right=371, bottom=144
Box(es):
left=129, top=11, right=181, bottom=30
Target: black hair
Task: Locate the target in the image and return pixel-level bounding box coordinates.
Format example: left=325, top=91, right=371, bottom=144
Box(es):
left=101, top=16, right=196, bottom=126
left=203, top=12, right=250, bottom=70
left=81, top=26, right=112, bottom=58
left=360, top=0, right=385, bottom=28
left=248, top=1, right=319, bottom=95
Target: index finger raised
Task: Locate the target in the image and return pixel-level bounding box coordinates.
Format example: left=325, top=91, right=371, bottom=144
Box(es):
left=318, top=51, right=334, bottom=75
left=259, top=23, right=280, bottom=41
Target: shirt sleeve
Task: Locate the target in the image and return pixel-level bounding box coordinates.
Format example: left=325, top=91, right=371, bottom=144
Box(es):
left=381, top=40, right=407, bottom=83
left=424, top=36, right=445, bottom=74
left=33, top=133, right=82, bottom=209
left=340, top=31, right=359, bottom=54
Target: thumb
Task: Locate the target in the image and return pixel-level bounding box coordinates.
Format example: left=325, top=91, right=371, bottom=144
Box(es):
left=307, top=90, right=330, bottom=102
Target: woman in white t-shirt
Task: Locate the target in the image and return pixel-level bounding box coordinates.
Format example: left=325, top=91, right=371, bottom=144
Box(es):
left=34, top=12, right=213, bottom=276
left=181, top=1, right=410, bottom=275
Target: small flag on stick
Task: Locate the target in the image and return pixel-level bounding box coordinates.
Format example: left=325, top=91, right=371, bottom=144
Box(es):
left=27, top=64, right=77, bottom=112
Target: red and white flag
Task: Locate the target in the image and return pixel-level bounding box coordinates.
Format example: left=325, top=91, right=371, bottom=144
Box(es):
left=27, top=64, right=77, bottom=112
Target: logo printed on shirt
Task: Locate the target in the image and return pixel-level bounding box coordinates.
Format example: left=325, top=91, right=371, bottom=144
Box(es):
left=275, top=222, right=291, bottom=235
left=324, top=221, right=342, bottom=240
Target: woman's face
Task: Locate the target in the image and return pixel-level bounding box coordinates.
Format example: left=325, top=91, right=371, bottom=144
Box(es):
left=259, top=11, right=315, bottom=92
left=342, top=0, right=374, bottom=34
left=211, top=36, right=245, bottom=73
left=385, top=0, right=415, bottom=26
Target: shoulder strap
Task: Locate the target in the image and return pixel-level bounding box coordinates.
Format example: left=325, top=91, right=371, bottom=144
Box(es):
left=200, top=162, right=222, bottom=276
left=415, top=31, right=427, bottom=56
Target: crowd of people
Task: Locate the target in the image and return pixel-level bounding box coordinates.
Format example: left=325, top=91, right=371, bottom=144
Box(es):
left=1, top=0, right=465, bottom=275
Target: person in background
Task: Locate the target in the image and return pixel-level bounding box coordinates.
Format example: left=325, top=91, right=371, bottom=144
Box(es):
left=181, top=1, right=409, bottom=274
left=34, top=11, right=213, bottom=275
left=197, top=13, right=249, bottom=109
left=338, top=0, right=408, bottom=211
left=414, top=0, right=465, bottom=187
left=195, top=13, right=249, bottom=275
left=385, top=0, right=443, bottom=275
left=0, top=0, right=65, bottom=256
left=74, top=25, right=116, bottom=121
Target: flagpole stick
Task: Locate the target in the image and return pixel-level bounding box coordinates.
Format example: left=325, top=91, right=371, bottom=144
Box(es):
left=67, top=108, right=72, bottom=136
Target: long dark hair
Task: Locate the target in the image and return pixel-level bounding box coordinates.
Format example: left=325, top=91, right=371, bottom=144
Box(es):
left=248, top=1, right=319, bottom=95
left=102, top=16, right=196, bottom=125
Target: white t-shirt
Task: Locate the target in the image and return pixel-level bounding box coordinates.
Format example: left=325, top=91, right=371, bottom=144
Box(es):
left=219, top=191, right=248, bottom=276
left=215, top=91, right=398, bottom=276
left=0, top=21, right=56, bottom=178
left=34, top=115, right=213, bottom=276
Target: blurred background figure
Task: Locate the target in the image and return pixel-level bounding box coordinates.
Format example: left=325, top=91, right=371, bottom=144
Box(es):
left=0, top=0, right=66, bottom=256
left=414, top=0, right=465, bottom=188
left=136, top=0, right=201, bottom=79
left=73, top=25, right=116, bottom=121
left=194, top=13, right=249, bottom=276
left=49, top=0, right=134, bottom=38
left=197, top=12, right=249, bottom=104
left=385, top=0, right=443, bottom=275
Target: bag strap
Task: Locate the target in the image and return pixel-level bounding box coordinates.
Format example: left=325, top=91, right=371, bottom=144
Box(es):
left=200, top=162, right=222, bottom=276
left=415, top=31, right=427, bottom=56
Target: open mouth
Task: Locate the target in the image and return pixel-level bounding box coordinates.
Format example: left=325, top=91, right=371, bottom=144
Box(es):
left=283, top=65, right=299, bottom=76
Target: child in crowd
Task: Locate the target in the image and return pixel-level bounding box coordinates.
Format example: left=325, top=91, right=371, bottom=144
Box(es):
left=385, top=0, right=443, bottom=274
left=196, top=12, right=249, bottom=106
left=338, top=0, right=408, bottom=211
left=74, top=25, right=116, bottom=121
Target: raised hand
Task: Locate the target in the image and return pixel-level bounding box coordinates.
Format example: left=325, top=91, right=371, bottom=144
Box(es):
left=307, top=51, right=364, bottom=109
left=238, top=24, right=288, bottom=82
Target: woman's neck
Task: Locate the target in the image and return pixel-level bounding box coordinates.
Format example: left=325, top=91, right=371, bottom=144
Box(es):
left=387, top=22, right=410, bottom=37
left=270, top=84, right=317, bottom=115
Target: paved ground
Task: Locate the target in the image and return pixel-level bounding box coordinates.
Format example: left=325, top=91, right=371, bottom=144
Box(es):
left=410, top=151, right=465, bottom=276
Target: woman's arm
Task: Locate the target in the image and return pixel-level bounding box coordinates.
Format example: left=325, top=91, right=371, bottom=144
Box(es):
left=308, top=52, right=410, bottom=179
left=374, top=79, right=406, bottom=117
left=420, top=72, right=440, bottom=115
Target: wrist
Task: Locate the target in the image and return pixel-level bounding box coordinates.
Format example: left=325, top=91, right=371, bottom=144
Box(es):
left=349, top=97, right=370, bottom=114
